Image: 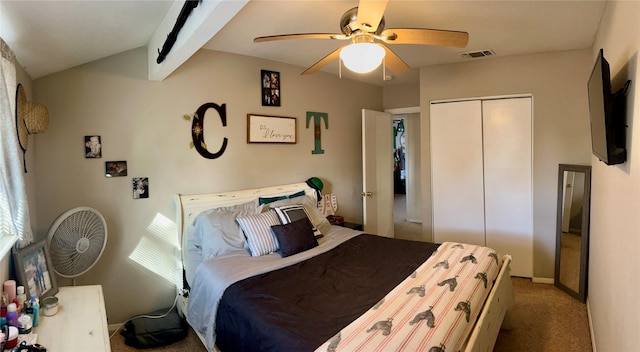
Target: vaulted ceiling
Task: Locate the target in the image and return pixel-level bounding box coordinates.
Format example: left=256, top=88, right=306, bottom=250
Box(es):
left=0, top=0, right=607, bottom=86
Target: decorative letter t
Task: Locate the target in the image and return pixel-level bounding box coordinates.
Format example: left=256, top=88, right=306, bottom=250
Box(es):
left=306, top=112, right=328, bottom=155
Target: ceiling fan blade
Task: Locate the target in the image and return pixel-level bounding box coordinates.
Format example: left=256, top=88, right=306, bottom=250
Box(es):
left=356, top=0, right=389, bottom=32
left=301, top=47, right=343, bottom=75
left=379, top=44, right=410, bottom=74
left=381, top=28, right=469, bottom=48
left=254, top=33, right=346, bottom=43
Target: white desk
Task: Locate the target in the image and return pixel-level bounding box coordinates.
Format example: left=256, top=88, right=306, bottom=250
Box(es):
left=34, top=285, right=110, bottom=351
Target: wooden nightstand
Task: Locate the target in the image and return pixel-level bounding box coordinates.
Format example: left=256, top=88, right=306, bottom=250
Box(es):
left=34, top=285, right=110, bottom=351
left=340, top=222, right=363, bottom=231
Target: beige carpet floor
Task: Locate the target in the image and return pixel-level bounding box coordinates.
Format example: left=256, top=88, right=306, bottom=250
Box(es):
left=394, top=193, right=423, bottom=241
left=494, top=277, right=592, bottom=351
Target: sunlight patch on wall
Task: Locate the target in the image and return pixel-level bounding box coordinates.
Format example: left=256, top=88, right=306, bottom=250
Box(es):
left=146, top=213, right=179, bottom=248
left=128, top=213, right=182, bottom=287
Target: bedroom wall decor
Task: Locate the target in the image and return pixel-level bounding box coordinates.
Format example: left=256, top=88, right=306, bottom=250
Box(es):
left=132, top=177, right=149, bottom=199
left=183, top=102, right=228, bottom=159
left=261, top=70, right=280, bottom=106
left=306, top=111, right=328, bottom=154
left=16, top=83, right=49, bottom=172
left=105, top=161, right=127, bottom=177
left=84, top=135, right=102, bottom=158
left=247, top=114, right=296, bottom=144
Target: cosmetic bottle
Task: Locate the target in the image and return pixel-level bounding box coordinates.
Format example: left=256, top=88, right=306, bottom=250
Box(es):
left=17, top=313, right=31, bottom=334
left=29, top=294, right=38, bottom=327
left=11, top=296, right=19, bottom=315
left=6, top=303, right=17, bottom=327
left=16, top=287, right=26, bottom=313
left=3, top=280, right=15, bottom=303
left=0, top=292, right=7, bottom=317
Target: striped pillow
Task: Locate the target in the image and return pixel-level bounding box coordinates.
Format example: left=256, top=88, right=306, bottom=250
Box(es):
left=236, top=210, right=280, bottom=256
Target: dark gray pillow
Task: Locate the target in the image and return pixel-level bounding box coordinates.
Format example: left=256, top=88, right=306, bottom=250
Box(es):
left=270, top=217, right=318, bottom=257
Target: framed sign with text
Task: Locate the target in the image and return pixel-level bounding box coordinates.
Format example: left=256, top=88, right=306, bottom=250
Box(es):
left=247, top=114, right=296, bottom=144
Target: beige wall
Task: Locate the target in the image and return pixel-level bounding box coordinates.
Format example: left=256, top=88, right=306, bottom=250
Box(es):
left=383, top=81, right=420, bottom=109
left=588, top=1, right=640, bottom=350
left=404, top=112, right=422, bottom=223
left=419, top=50, right=594, bottom=280
left=32, top=48, right=381, bottom=323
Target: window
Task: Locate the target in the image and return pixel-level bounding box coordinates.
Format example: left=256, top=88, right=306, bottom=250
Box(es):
left=0, top=38, right=31, bottom=254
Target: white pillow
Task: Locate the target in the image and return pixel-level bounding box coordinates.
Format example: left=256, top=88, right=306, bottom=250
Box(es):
left=267, top=195, right=332, bottom=234
left=237, top=210, right=281, bottom=256
left=184, top=200, right=260, bottom=285
left=198, top=200, right=260, bottom=260
left=272, top=204, right=321, bottom=237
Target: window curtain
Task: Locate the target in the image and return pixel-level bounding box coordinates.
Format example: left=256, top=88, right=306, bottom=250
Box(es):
left=0, top=38, right=33, bottom=248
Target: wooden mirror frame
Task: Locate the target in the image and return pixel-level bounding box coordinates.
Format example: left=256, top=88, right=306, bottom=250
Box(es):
left=554, top=164, right=591, bottom=302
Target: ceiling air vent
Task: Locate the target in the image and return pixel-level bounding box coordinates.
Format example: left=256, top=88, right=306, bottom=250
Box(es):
left=461, top=49, right=495, bottom=59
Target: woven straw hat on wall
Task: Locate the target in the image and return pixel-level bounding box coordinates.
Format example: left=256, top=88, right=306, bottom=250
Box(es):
left=15, top=83, right=48, bottom=152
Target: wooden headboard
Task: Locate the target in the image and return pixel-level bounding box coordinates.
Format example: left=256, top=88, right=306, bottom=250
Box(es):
left=175, top=182, right=316, bottom=260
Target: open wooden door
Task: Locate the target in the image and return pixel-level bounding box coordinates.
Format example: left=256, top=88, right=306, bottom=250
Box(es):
left=362, top=109, right=394, bottom=237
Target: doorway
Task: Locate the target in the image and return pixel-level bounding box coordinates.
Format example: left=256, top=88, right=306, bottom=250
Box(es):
left=391, top=112, right=422, bottom=241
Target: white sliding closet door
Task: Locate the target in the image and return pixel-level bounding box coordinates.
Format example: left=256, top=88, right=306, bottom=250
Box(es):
left=482, top=98, right=532, bottom=277
left=430, top=97, right=533, bottom=278
left=430, top=100, right=485, bottom=246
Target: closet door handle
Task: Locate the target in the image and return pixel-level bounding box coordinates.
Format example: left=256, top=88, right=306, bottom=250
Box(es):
left=361, top=191, right=373, bottom=197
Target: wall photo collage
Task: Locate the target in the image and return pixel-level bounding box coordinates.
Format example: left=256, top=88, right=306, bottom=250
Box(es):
left=84, top=135, right=149, bottom=199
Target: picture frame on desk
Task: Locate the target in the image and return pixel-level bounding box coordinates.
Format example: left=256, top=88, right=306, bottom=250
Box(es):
left=13, top=240, right=58, bottom=300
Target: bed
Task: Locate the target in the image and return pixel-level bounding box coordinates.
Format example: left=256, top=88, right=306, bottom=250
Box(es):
left=175, top=182, right=514, bottom=352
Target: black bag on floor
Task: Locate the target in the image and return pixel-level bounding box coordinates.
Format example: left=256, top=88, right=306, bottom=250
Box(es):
left=120, top=307, right=187, bottom=349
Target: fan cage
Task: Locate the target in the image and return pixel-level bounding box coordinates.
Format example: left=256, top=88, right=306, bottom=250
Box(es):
left=47, top=207, right=107, bottom=278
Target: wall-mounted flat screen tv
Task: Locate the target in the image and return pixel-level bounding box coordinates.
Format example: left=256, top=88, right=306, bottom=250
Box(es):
left=587, top=48, right=629, bottom=165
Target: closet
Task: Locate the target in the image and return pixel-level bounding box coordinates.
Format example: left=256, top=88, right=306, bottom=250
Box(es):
left=430, top=97, right=532, bottom=277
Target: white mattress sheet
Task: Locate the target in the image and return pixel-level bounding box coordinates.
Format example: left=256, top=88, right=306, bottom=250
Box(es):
left=186, top=225, right=362, bottom=351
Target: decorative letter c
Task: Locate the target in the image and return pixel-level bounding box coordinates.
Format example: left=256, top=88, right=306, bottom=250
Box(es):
left=192, top=103, right=228, bottom=159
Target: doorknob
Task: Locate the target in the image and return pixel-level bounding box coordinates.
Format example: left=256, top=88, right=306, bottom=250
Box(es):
left=361, top=191, right=373, bottom=197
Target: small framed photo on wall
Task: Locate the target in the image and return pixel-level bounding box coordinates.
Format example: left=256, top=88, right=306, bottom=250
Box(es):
left=105, top=161, right=127, bottom=177
left=133, top=177, right=149, bottom=199
left=261, top=70, right=280, bottom=107
left=85, top=135, right=102, bottom=158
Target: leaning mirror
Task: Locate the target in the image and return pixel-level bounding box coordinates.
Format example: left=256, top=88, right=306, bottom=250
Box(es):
left=554, top=164, right=591, bottom=302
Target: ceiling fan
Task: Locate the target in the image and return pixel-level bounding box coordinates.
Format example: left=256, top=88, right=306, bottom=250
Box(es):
left=254, top=0, right=469, bottom=76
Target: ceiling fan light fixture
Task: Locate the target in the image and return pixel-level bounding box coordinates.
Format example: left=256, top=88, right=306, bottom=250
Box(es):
left=339, top=43, right=385, bottom=74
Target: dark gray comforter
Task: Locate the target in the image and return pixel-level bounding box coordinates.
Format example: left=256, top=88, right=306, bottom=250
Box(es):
left=215, top=234, right=439, bottom=352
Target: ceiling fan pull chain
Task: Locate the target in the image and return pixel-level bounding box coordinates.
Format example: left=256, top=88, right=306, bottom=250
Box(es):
left=382, top=56, right=386, bottom=80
